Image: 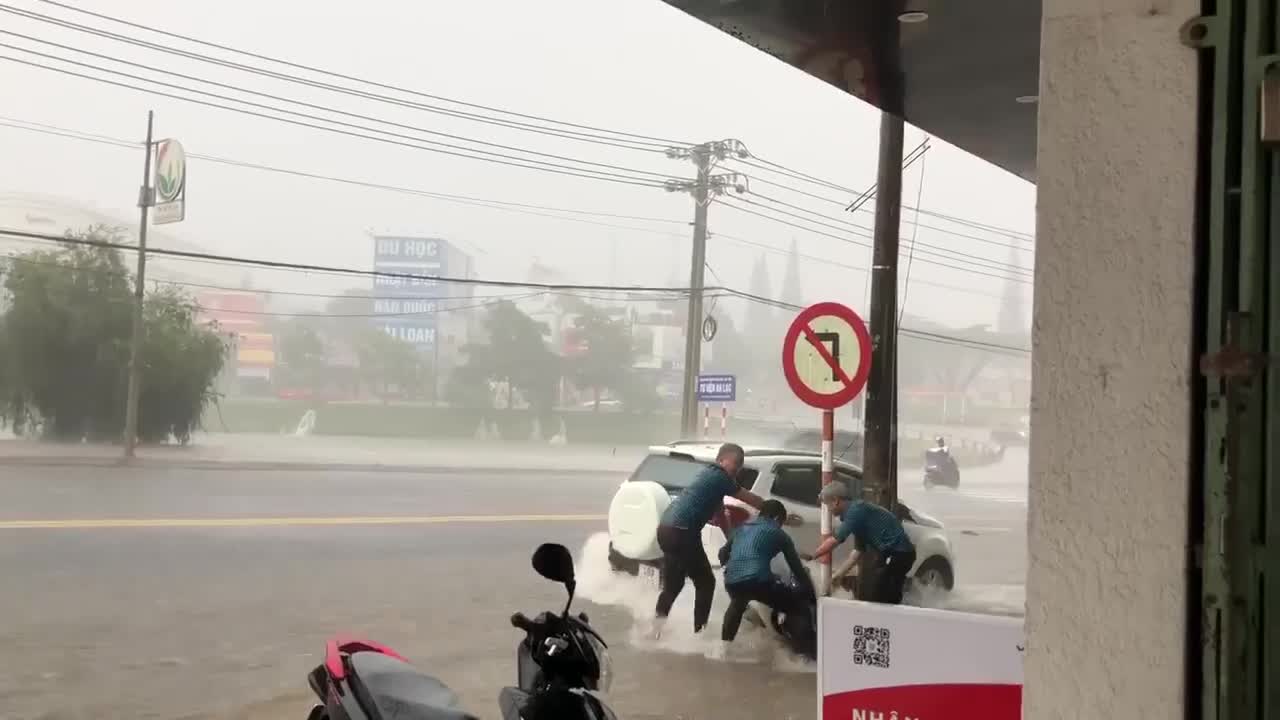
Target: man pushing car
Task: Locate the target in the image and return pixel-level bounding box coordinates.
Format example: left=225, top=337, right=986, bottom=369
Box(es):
left=804, top=481, right=916, bottom=605
left=653, top=442, right=764, bottom=636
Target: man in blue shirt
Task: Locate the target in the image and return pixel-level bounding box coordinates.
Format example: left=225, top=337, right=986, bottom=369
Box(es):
left=719, top=499, right=815, bottom=658
left=654, top=443, right=764, bottom=635
left=806, top=481, right=916, bottom=604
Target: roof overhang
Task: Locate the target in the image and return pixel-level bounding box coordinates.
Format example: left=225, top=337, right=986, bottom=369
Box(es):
left=660, top=0, right=1041, bottom=182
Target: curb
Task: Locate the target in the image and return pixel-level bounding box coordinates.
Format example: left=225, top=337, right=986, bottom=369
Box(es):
left=0, top=456, right=632, bottom=476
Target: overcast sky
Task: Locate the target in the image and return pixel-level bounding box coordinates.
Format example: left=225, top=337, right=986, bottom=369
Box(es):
left=0, top=0, right=1035, bottom=332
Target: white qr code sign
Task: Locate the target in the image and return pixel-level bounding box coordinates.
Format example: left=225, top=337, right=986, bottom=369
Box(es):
left=818, top=598, right=1024, bottom=720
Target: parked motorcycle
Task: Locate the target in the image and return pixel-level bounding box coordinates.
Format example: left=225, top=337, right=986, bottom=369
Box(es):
left=303, top=542, right=617, bottom=720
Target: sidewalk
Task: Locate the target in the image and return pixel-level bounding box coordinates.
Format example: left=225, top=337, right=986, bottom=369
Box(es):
left=0, top=433, right=648, bottom=474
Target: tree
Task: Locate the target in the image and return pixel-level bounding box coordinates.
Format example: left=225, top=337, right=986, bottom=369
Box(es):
left=354, top=326, right=426, bottom=399
left=135, top=285, right=229, bottom=443
left=0, top=226, right=226, bottom=442
left=780, top=238, right=803, bottom=308
left=276, top=320, right=326, bottom=390
left=454, top=301, right=558, bottom=413
left=707, top=312, right=752, bottom=380
left=565, top=305, right=634, bottom=411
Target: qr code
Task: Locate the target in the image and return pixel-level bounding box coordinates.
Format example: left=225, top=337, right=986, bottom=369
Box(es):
left=851, top=625, right=891, bottom=668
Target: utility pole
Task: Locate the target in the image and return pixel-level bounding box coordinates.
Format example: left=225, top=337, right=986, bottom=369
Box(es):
left=862, top=110, right=905, bottom=509
left=666, top=140, right=749, bottom=438
left=123, top=111, right=155, bottom=458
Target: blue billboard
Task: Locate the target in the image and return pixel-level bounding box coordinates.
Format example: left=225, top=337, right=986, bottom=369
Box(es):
left=372, top=236, right=449, bottom=349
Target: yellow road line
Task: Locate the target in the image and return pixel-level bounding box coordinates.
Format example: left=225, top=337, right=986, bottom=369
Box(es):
left=0, top=514, right=607, bottom=530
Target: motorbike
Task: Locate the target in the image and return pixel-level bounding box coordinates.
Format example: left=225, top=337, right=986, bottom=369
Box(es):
left=303, top=543, right=617, bottom=720
left=717, top=540, right=818, bottom=662
left=923, top=446, right=961, bottom=490
left=766, top=574, right=818, bottom=661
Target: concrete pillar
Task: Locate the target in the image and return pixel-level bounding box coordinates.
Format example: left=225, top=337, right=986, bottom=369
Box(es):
left=1027, top=2, right=1198, bottom=718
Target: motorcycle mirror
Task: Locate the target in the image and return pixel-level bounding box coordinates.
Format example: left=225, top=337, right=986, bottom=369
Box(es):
left=785, top=513, right=804, bottom=527
left=532, top=543, right=576, bottom=586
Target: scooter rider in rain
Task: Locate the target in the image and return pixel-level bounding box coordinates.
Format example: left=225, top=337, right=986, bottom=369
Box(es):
left=718, top=499, right=816, bottom=658
left=804, top=481, right=916, bottom=604
left=653, top=443, right=764, bottom=636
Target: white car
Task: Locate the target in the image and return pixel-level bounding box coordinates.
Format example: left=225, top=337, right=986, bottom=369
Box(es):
left=607, top=442, right=956, bottom=591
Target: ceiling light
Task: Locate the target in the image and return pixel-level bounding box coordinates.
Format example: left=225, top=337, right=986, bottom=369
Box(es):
left=898, top=11, right=929, bottom=23
left=1015, top=94, right=1039, bottom=104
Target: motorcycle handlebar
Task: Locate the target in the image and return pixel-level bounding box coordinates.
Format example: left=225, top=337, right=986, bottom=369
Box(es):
left=510, top=612, right=537, bottom=632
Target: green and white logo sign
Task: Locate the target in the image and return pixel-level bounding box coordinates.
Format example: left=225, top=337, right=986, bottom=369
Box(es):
left=153, top=138, right=186, bottom=224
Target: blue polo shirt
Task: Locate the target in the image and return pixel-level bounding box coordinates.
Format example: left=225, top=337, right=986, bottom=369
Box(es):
left=723, top=517, right=809, bottom=587
left=661, top=464, right=737, bottom=530
left=835, top=501, right=913, bottom=553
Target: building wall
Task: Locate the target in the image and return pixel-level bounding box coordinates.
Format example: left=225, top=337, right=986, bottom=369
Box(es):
left=1026, top=2, right=1198, bottom=718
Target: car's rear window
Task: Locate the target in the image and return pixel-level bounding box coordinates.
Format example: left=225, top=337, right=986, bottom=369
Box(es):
left=629, top=453, right=758, bottom=490
left=628, top=454, right=706, bottom=489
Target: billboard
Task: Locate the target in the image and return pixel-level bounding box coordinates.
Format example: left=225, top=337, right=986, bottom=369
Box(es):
left=372, top=235, right=450, bottom=348
left=196, top=291, right=275, bottom=379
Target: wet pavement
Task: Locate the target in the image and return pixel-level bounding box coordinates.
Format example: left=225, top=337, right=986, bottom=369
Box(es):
left=0, top=448, right=1028, bottom=719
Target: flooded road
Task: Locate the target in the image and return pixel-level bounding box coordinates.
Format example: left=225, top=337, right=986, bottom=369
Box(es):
left=0, top=448, right=1026, bottom=718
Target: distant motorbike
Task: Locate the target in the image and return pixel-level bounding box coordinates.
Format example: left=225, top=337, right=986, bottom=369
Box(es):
left=923, top=446, right=961, bottom=490
left=303, top=543, right=617, bottom=720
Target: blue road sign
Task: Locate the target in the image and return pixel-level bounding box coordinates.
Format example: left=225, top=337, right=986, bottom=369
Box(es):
left=697, top=374, right=736, bottom=402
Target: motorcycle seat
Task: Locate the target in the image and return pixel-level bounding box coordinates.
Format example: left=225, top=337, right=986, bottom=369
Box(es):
left=348, top=651, right=477, bottom=720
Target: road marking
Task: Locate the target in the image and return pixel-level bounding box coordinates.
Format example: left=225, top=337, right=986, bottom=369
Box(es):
left=0, top=514, right=607, bottom=530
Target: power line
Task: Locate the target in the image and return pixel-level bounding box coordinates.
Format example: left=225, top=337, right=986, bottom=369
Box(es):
left=8, top=4, right=1039, bottom=248
left=0, top=46, right=676, bottom=189
left=1, top=229, right=1029, bottom=354
left=22, top=1, right=692, bottom=148
left=736, top=156, right=858, bottom=195
left=899, top=152, right=927, bottom=326
left=0, top=31, right=678, bottom=181
left=722, top=196, right=1033, bottom=284
left=742, top=172, right=1035, bottom=254
left=724, top=288, right=1029, bottom=355
left=0, top=227, right=708, bottom=294
left=0, top=117, right=1033, bottom=301
left=732, top=148, right=1036, bottom=244
left=0, top=117, right=689, bottom=242
left=747, top=190, right=1034, bottom=276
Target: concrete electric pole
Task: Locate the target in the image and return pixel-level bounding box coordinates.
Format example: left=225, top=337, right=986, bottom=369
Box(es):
left=666, top=140, right=749, bottom=438
left=862, top=111, right=906, bottom=509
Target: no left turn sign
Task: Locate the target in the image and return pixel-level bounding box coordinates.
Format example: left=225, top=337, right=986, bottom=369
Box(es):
left=781, top=301, right=872, bottom=410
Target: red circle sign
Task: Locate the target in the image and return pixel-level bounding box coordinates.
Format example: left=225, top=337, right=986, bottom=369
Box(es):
left=781, top=302, right=872, bottom=410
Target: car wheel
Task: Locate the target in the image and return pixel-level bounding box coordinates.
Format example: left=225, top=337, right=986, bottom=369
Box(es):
left=607, top=544, right=640, bottom=576
left=914, top=557, right=954, bottom=591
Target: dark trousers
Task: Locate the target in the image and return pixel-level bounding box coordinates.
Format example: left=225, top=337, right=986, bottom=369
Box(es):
left=871, top=547, right=917, bottom=604
left=654, top=525, right=715, bottom=632
left=721, top=577, right=799, bottom=642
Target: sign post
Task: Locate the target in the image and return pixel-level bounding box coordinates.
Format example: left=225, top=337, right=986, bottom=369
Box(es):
left=781, top=302, right=872, bottom=594
left=695, top=373, right=735, bottom=439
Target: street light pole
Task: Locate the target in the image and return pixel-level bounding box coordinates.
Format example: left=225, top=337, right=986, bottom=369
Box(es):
left=123, top=110, right=154, bottom=458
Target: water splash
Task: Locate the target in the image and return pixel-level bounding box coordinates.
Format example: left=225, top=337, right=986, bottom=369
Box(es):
left=575, top=533, right=815, bottom=671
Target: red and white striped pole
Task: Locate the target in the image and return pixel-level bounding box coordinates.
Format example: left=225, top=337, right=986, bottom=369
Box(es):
left=819, top=408, right=835, bottom=593
left=720, top=403, right=727, bottom=438
left=702, top=404, right=710, bottom=439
